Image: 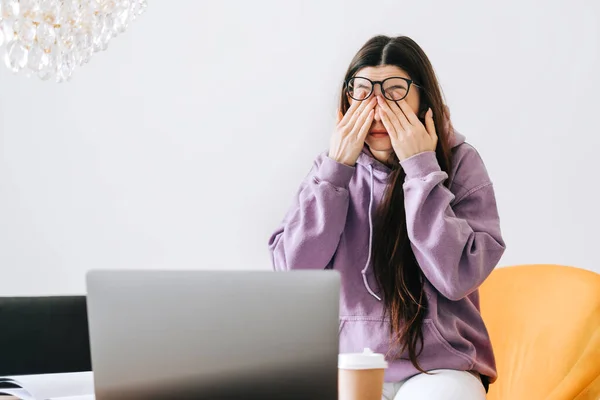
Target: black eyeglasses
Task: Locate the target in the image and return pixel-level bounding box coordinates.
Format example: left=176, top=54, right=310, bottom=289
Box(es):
left=345, top=76, right=422, bottom=102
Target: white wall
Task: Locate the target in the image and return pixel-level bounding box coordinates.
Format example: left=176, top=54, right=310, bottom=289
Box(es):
left=1, top=0, right=599, bottom=296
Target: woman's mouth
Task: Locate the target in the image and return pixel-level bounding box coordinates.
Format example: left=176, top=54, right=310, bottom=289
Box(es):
left=369, top=131, right=389, bottom=138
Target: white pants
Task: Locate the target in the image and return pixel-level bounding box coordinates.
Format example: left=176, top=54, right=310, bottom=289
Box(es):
left=382, top=369, right=487, bottom=400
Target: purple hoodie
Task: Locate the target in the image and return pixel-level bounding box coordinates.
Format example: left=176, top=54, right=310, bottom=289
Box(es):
left=268, top=130, right=506, bottom=384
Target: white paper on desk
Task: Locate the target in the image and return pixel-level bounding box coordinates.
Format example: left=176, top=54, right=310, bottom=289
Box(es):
left=0, top=372, right=94, bottom=400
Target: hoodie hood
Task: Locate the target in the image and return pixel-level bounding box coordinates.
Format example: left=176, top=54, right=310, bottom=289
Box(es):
left=452, top=130, right=467, bottom=147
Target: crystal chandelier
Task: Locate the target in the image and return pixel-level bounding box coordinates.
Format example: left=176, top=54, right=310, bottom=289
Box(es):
left=0, top=0, right=147, bottom=82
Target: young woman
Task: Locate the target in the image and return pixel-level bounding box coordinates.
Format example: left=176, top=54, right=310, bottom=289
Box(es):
left=268, top=35, right=505, bottom=399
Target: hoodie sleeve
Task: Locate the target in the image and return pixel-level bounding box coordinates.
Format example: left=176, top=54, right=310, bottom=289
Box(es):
left=400, top=147, right=506, bottom=301
left=268, top=153, right=355, bottom=271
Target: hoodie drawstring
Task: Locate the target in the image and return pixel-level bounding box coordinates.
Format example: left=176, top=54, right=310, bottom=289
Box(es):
left=361, top=164, right=382, bottom=301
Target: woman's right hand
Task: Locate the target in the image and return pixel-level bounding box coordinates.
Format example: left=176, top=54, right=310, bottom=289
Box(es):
left=328, top=96, right=376, bottom=166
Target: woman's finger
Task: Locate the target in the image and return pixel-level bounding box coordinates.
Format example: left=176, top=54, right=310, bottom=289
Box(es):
left=338, top=94, right=367, bottom=126
left=377, top=96, right=404, bottom=135
left=352, top=98, right=376, bottom=138
left=346, top=97, right=376, bottom=131
left=377, top=106, right=397, bottom=140
left=425, top=108, right=437, bottom=140
left=397, top=100, right=421, bottom=126
left=356, top=109, right=375, bottom=142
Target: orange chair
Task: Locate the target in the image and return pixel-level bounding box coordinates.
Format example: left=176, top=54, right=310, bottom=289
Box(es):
left=480, top=264, right=600, bottom=400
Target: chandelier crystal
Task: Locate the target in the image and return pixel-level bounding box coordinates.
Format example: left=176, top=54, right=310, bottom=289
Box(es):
left=0, top=0, right=147, bottom=82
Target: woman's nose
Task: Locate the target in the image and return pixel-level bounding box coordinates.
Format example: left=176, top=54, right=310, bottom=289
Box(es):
left=372, top=85, right=383, bottom=97
left=373, top=105, right=381, bottom=122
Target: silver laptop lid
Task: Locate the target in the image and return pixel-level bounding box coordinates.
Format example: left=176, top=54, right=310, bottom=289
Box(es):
left=86, top=270, right=340, bottom=400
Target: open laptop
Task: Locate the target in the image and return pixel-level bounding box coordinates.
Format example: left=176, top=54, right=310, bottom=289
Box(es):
left=86, top=270, right=340, bottom=400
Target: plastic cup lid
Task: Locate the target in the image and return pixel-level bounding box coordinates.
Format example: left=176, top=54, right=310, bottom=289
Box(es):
left=338, top=348, right=388, bottom=370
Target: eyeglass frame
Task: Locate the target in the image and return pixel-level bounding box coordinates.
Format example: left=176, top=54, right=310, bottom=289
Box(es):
left=344, top=76, right=423, bottom=102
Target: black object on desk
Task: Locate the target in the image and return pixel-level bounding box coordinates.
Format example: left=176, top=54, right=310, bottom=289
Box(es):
left=0, top=296, right=92, bottom=375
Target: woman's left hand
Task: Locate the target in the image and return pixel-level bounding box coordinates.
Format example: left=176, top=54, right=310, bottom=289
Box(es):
left=376, top=95, right=438, bottom=162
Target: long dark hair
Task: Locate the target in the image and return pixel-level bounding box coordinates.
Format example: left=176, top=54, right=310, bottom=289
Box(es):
left=339, top=36, right=453, bottom=372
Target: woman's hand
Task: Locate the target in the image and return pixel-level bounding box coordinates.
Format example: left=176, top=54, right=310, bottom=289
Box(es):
left=376, top=95, right=438, bottom=162
left=328, top=97, right=376, bottom=166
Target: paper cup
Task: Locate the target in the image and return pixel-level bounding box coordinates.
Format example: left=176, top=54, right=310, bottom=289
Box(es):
left=338, top=348, right=388, bottom=400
